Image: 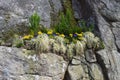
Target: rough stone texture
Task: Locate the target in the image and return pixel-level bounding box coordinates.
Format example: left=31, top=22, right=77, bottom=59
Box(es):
left=0, top=46, right=67, bottom=80
left=90, top=64, right=104, bottom=80
left=112, top=22, right=120, bottom=51
left=68, top=64, right=90, bottom=80
left=66, top=56, right=104, bottom=80
left=37, top=53, right=68, bottom=80
left=1, top=0, right=120, bottom=80
left=0, top=0, right=62, bottom=36
left=72, top=0, right=120, bottom=80
left=97, top=49, right=120, bottom=80
left=85, top=49, right=96, bottom=63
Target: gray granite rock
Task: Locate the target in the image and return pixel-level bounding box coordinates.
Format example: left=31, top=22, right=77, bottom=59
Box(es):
left=66, top=56, right=104, bottom=80
left=112, top=22, right=120, bottom=50
left=97, top=49, right=120, bottom=80
left=36, top=53, right=68, bottom=80
left=0, top=0, right=63, bottom=37
left=98, top=0, right=120, bottom=21
left=0, top=46, right=67, bottom=80
left=0, top=0, right=50, bottom=29
left=85, top=49, right=97, bottom=63
left=72, top=1, right=120, bottom=80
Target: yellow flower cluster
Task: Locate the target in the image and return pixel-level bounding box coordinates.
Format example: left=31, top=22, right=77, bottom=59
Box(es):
left=38, top=31, right=42, bottom=35
left=59, top=34, right=65, bottom=38
left=47, top=30, right=53, bottom=35
left=76, top=33, right=83, bottom=37
left=23, top=35, right=33, bottom=40
left=77, top=32, right=83, bottom=40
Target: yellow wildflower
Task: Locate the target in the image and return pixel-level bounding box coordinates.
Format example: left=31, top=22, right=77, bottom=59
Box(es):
left=38, top=31, right=42, bottom=35
left=23, top=35, right=30, bottom=40
left=60, top=34, right=65, bottom=38
left=77, top=33, right=82, bottom=37
left=69, top=34, right=73, bottom=37
left=47, top=30, right=53, bottom=35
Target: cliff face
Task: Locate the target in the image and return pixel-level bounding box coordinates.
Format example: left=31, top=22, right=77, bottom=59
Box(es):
left=0, top=0, right=120, bottom=80
left=70, top=0, right=120, bottom=80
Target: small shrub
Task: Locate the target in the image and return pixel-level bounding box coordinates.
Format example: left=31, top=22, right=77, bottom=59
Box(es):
left=83, top=32, right=104, bottom=50
left=54, top=36, right=65, bottom=45
left=53, top=36, right=67, bottom=54
left=53, top=42, right=60, bottom=53
left=30, top=34, right=50, bottom=53
left=54, top=9, right=94, bottom=38
left=54, top=9, right=77, bottom=35
left=53, top=36, right=66, bottom=54
left=49, top=39, right=55, bottom=51
left=29, top=12, right=40, bottom=35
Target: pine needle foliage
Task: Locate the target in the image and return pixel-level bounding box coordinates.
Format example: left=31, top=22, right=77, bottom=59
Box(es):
left=29, top=12, right=40, bottom=35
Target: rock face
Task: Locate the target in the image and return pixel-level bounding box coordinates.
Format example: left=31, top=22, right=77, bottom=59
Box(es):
left=0, top=46, right=67, bottom=80
left=0, top=0, right=120, bottom=80
left=71, top=0, right=120, bottom=80
left=64, top=50, right=104, bottom=80
left=0, top=0, right=62, bottom=37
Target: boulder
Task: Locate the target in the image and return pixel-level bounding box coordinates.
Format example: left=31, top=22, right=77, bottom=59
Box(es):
left=0, top=46, right=67, bottom=80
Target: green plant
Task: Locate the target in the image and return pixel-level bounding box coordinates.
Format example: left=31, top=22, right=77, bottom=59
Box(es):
left=83, top=32, right=105, bottom=50
left=40, top=26, right=48, bottom=33
left=31, top=34, right=50, bottom=53
left=12, top=34, right=24, bottom=48
left=52, top=36, right=66, bottom=54
left=54, top=9, right=94, bottom=37
left=29, top=12, right=40, bottom=35
left=55, top=9, right=77, bottom=35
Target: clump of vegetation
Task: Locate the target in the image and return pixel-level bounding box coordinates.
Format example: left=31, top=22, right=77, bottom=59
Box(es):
left=75, top=40, right=85, bottom=56
left=0, top=12, right=105, bottom=61
left=53, top=36, right=67, bottom=54
left=29, top=12, right=40, bottom=35
left=22, top=31, right=104, bottom=60
left=54, top=9, right=82, bottom=35
left=66, top=43, right=75, bottom=60
left=31, top=34, right=50, bottom=53
left=83, top=32, right=105, bottom=50
left=54, top=9, right=94, bottom=43
left=12, top=34, right=24, bottom=48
